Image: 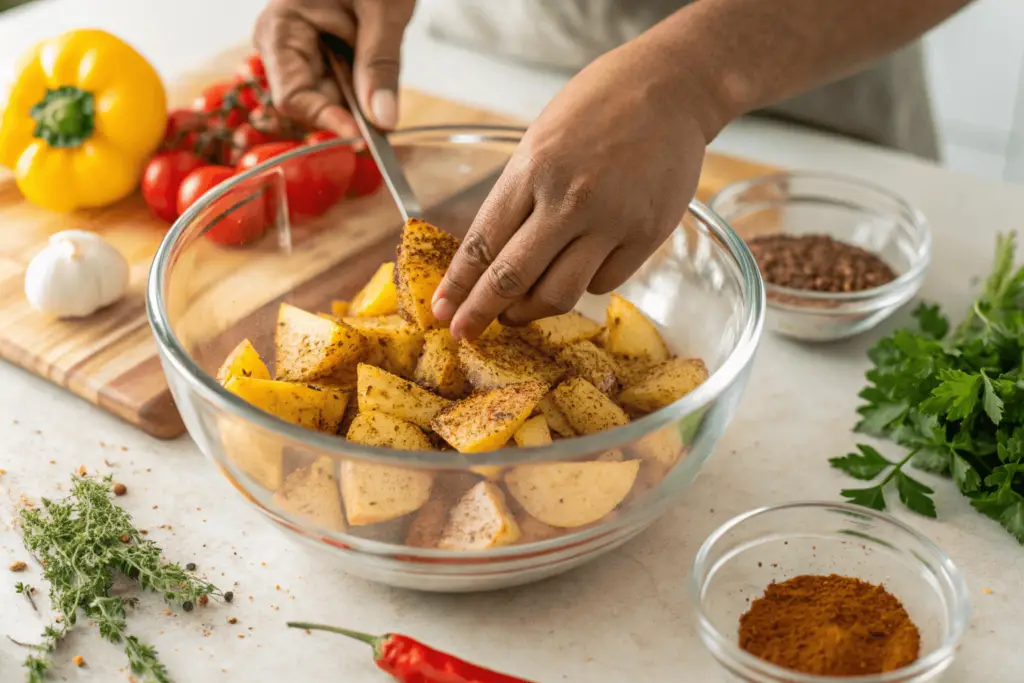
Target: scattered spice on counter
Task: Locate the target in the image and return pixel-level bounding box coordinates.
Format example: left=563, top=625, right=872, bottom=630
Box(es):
left=72, top=656, right=85, bottom=667
left=289, top=622, right=534, bottom=683
left=228, top=617, right=238, bottom=625
left=9, top=560, right=28, bottom=572
left=112, top=482, right=127, bottom=496
left=746, top=234, right=896, bottom=293
left=982, top=587, right=993, bottom=595
left=186, top=562, right=197, bottom=571
left=738, top=574, right=920, bottom=676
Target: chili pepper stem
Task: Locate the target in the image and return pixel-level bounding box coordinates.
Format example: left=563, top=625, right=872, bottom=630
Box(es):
left=287, top=622, right=384, bottom=650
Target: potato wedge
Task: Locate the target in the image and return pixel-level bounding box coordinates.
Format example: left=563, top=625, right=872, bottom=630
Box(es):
left=513, top=415, right=553, bottom=447
left=438, top=482, right=521, bottom=550
left=219, top=422, right=283, bottom=492
left=331, top=300, right=350, bottom=319
left=504, top=459, right=640, bottom=528
left=614, top=355, right=658, bottom=388
left=217, top=339, right=271, bottom=384
left=343, top=314, right=425, bottom=378
left=431, top=381, right=547, bottom=453
left=342, top=411, right=434, bottom=525
left=307, top=384, right=350, bottom=435
left=550, top=377, right=630, bottom=435
left=458, top=334, right=565, bottom=391
left=350, top=262, right=398, bottom=317
left=357, top=363, right=450, bottom=429
left=275, top=303, right=367, bottom=382
left=518, top=312, right=603, bottom=350
left=224, top=376, right=327, bottom=429
left=414, top=329, right=467, bottom=399
left=395, top=218, right=459, bottom=330
left=605, top=293, right=670, bottom=363
left=617, top=357, right=709, bottom=415
left=404, top=472, right=479, bottom=548
left=536, top=393, right=576, bottom=437
left=630, top=427, right=684, bottom=470
left=273, top=457, right=346, bottom=531
left=558, top=340, right=620, bottom=396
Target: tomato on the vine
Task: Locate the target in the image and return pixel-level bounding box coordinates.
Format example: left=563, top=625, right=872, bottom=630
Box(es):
left=229, top=123, right=279, bottom=165
left=239, top=140, right=356, bottom=220
left=164, top=109, right=205, bottom=152
left=177, top=166, right=267, bottom=246
left=193, top=81, right=246, bottom=130
left=236, top=54, right=268, bottom=89
left=142, top=150, right=209, bottom=223
left=305, top=130, right=383, bottom=198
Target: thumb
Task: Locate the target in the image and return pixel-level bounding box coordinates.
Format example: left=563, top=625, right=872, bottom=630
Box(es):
left=352, top=0, right=413, bottom=129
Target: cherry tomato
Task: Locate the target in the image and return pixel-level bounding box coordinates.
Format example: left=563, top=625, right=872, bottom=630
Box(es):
left=236, top=54, right=268, bottom=88
left=238, top=141, right=356, bottom=220
left=229, top=123, right=279, bottom=165
left=164, top=109, right=205, bottom=152
left=304, top=130, right=338, bottom=146
left=142, top=150, right=209, bottom=223
left=177, top=166, right=267, bottom=245
left=193, top=82, right=246, bottom=130
left=305, top=130, right=382, bottom=198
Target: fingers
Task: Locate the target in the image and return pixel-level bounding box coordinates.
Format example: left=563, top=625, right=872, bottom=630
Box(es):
left=501, top=237, right=613, bottom=325
left=587, top=242, right=652, bottom=294
left=352, top=0, right=415, bottom=129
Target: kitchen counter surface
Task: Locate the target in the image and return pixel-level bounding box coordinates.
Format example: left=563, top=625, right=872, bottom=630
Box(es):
left=2, top=1, right=1024, bottom=682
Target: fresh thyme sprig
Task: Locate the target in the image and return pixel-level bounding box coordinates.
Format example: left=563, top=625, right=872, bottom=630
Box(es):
left=16, top=474, right=220, bottom=682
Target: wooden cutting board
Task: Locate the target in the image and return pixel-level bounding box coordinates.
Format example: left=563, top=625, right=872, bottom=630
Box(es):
left=0, top=45, right=779, bottom=439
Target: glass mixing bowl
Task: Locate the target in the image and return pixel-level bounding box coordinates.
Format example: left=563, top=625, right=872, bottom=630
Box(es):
left=147, top=126, right=765, bottom=592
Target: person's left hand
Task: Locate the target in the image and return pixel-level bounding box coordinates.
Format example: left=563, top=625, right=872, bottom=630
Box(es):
left=431, top=39, right=722, bottom=340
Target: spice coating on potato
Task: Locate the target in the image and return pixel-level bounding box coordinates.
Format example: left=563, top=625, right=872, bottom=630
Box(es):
left=458, top=333, right=565, bottom=391
left=342, top=314, right=425, bottom=379
left=395, top=218, right=459, bottom=330
left=216, top=338, right=271, bottom=385
left=414, top=329, right=468, bottom=399
left=617, top=357, right=709, bottom=415
left=558, top=340, right=620, bottom=396
left=431, top=381, right=548, bottom=453
left=535, top=392, right=577, bottom=437
left=605, top=293, right=670, bottom=363
left=275, top=303, right=367, bottom=382
left=273, top=457, right=346, bottom=531
left=349, top=262, right=398, bottom=317
left=438, top=482, right=521, bottom=550
left=504, top=460, right=640, bottom=528
left=513, top=415, right=553, bottom=447
left=517, top=311, right=603, bottom=350
left=550, top=377, right=630, bottom=435
left=357, top=363, right=450, bottom=429
left=224, top=376, right=330, bottom=430
left=306, top=384, right=350, bottom=434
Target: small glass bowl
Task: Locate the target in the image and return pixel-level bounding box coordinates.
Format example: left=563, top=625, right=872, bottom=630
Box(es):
left=692, top=502, right=970, bottom=683
left=710, top=172, right=931, bottom=342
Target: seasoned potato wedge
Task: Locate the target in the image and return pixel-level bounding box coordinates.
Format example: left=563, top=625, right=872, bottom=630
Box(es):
left=536, top=392, right=577, bottom=437
left=273, top=457, right=346, bottom=531
left=558, top=340, right=620, bottom=396
left=504, top=459, right=640, bottom=528
left=605, top=293, right=670, bottom=363
left=346, top=410, right=433, bottom=450
left=275, top=303, right=367, bottom=382
left=630, top=427, right=684, bottom=469
left=331, top=300, right=350, bottom=319
left=224, top=376, right=329, bottom=429
left=518, top=312, right=603, bottom=350
left=306, top=384, right=350, bottom=434
left=404, top=472, right=479, bottom=548
left=217, top=339, right=271, bottom=384
left=617, top=357, right=709, bottom=415
left=438, top=482, right=521, bottom=550
left=357, top=363, right=450, bottom=429
left=395, top=218, right=459, bottom=330
left=343, top=314, right=425, bottom=378
left=431, top=381, right=547, bottom=453
left=513, top=415, right=553, bottom=447
left=458, top=334, right=565, bottom=391
left=350, top=262, right=398, bottom=317
left=219, top=422, right=283, bottom=492
left=614, top=355, right=658, bottom=388
left=511, top=507, right=563, bottom=544
left=414, top=329, right=467, bottom=399
left=550, top=377, right=630, bottom=435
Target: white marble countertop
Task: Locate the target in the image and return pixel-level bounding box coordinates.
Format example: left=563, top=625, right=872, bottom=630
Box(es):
left=2, top=1, right=1024, bottom=682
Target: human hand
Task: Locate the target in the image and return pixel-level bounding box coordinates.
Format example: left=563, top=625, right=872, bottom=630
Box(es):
left=431, top=40, right=722, bottom=341
left=253, top=0, right=416, bottom=136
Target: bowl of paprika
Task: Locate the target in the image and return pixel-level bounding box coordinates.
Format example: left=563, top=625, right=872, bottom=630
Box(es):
left=692, top=502, right=969, bottom=682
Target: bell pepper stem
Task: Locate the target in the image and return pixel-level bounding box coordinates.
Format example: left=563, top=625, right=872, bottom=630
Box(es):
left=30, top=86, right=96, bottom=149
left=287, top=622, right=387, bottom=658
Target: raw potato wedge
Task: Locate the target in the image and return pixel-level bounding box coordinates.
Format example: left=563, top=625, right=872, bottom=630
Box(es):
left=395, top=218, right=459, bottom=330
left=558, top=340, right=620, bottom=396
left=630, top=427, right=684, bottom=469
left=343, top=314, right=425, bottom=378
left=605, top=293, right=670, bottom=364
left=617, top=357, right=709, bottom=415
left=331, top=300, right=350, bottom=319
left=518, top=312, right=603, bottom=350
left=536, top=392, right=576, bottom=437
left=273, top=457, right=346, bottom=531
left=342, top=411, right=434, bottom=525
left=275, top=303, right=367, bottom=382
left=217, top=339, right=271, bottom=384
left=431, top=381, right=547, bottom=453
left=414, top=329, right=467, bottom=399
left=349, top=262, right=398, bottom=317
left=438, top=482, right=521, bottom=550
left=504, top=460, right=640, bottom=528
left=550, top=377, right=630, bottom=435
left=357, top=363, right=450, bottom=429
left=458, top=334, right=565, bottom=391
left=513, top=415, right=553, bottom=447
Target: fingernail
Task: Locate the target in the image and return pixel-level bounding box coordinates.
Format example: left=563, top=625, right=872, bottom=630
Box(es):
left=433, top=297, right=457, bottom=322
left=370, top=90, right=397, bottom=128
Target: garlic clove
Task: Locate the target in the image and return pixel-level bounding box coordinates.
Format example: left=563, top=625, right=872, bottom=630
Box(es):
left=25, top=230, right=130, bottom=319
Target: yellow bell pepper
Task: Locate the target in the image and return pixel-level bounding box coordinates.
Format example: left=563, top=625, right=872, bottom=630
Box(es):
left=0, top=29, right=167, bottom=212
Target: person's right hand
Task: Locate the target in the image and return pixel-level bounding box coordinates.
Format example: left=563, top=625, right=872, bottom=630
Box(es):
left=254, top=0, right=416, bottom=137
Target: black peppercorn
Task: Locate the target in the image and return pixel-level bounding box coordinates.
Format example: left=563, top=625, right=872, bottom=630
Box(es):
left=185, top=562, right=196, bottom=571
left=182, top=600, right=194, bottom=612
left=224, top=591, right=234, bottom=603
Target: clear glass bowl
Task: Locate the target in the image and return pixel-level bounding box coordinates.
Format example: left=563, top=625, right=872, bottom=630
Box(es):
left=692, top=502, right=970, bottom=683
left=147, top=125, right=765, bottom=592
left=710, top=172, right=930, bottom=342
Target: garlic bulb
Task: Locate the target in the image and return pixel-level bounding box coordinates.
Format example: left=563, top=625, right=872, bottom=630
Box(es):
left=25, top=230, right=130, bottom=318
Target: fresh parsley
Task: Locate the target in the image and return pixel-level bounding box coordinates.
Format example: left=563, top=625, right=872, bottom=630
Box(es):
left=831, top=232, right=1024, bottom=543
left=16, top=474, right=221, bottom=682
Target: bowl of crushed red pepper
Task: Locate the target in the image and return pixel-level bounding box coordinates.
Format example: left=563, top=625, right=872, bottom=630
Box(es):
left=710, top=171, right=931, bottom=342
left=691, top=501, right=970, bottom=682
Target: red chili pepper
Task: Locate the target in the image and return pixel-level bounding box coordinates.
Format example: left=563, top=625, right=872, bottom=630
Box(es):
left=288, top=622, right=534, bottom=683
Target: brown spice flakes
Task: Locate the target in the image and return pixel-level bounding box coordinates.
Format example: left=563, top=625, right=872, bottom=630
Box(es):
left=72, top=655, right=85, bottom=667
left=112, top=482, right=128, bottom=496
left=739, top=574, right=920, bottom=676
left=198, top=594, right=209, bottom=607
left=76, top=465, right=87, bottom=476
left=228, top=617, right=238, bottom=625
left=747, top=234, right=896, bottom=293
left=9, top=560, right=27, bottom=572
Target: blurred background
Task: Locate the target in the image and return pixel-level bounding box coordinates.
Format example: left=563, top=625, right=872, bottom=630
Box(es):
left=1, top=0, right=1022, bottom=184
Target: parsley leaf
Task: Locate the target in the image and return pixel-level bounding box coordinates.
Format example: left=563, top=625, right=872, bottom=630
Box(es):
left=981, top=372, right=1005, bottom=424
left=840, top=485, right=888, bottom=512
left=829, top=444, right=893, bottom=480
left=1000, top=502, right=1024, bottom=543
left=913, top=302, right=950, bottom=340
left=894, top=470, right=938, bottom=518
